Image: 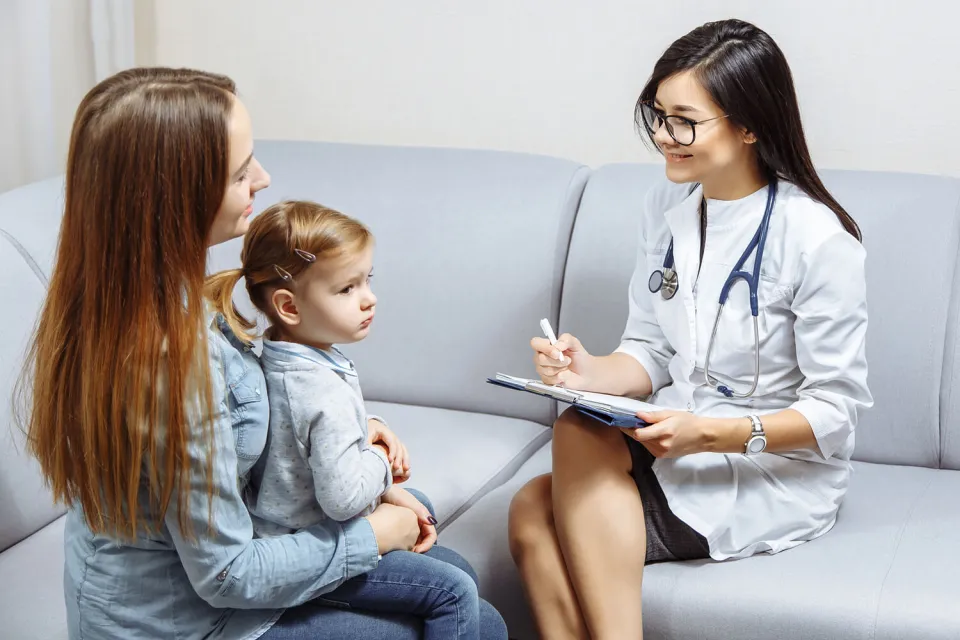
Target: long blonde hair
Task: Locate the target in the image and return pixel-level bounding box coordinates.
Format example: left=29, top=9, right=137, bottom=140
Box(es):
left=16, top=68, right=237, bottom=539
left=206, top=200, right=373, bottom=343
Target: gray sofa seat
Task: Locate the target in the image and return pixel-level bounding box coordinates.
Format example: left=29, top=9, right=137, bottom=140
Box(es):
left=444, top=444, right=960, bottom=640
left=366, top=401, right=549, bottom=527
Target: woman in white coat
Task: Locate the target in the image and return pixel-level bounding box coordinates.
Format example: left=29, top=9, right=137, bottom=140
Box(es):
left=508, top=18, right=872, bottom=640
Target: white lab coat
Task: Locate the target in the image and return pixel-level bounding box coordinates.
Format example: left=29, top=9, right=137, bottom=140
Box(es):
left=616, top=180, right=872, bottom=561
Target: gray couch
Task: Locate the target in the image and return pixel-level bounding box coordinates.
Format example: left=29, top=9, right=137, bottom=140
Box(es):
left=2, top=141, right=960, bottom=640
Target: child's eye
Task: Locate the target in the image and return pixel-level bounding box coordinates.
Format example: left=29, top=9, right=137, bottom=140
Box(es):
left=236, top=168, right=249, bottom=183
left=339, top=285, right=355, bottom=295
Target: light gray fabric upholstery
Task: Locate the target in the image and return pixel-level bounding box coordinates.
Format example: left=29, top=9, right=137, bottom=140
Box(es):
left=871, top=470, right=960, bottom=639
left=365, top=400, right=550, bottom=526
left=0, top=175, right=64, bottom=283
left=0, top=237, right=64, bottom=553
left=559, top=164, right=663, bottom=355
left=637, top=462, right=951, bottom=640
left=938, top=205, right=960, bottom=469
left=821, top=171, right=960, bottom=467
left=563, top=164, right=960, bottom=468
left=442, top=441, right=960, bottom=640
left=439, top=442, right=553, bottom=640
left=0, top=516, right=67, bottom=640
left=209, top=141, right=590, bottom=426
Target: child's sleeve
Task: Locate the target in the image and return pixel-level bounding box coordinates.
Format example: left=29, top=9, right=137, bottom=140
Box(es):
left=285, top=370, right=393, bottom=522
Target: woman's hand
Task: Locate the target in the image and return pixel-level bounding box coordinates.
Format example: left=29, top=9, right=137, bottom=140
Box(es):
left=381, top=487, right=438, bottom=553
left=621, top=410, right=712, bottom=458
left=364, top=503, right=421, bottom=554
left=530, top=333, right=595, bottom=389
left=367, top=419, right=411, bottom=482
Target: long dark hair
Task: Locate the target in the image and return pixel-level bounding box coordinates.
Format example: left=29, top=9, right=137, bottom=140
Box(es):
left=636, top=19, right=861, bottom=241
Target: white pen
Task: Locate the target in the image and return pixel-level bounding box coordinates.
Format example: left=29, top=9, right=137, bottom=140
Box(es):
left=540, top=318, right=564, bottom=362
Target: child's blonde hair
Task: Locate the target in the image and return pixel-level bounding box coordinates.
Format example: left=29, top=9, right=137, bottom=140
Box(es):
left=206, top=200, right=373, bottom=342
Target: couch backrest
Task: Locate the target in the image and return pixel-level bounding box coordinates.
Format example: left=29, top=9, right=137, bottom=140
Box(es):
left=0, top=176, right=65, bottom=284
left=562, top=163, right=960, bottom=468
left=0, top=234, right=64, bottom=552
left=207, top=141, right=588, bottom=425
left=823, top=171, right=960, bottom=467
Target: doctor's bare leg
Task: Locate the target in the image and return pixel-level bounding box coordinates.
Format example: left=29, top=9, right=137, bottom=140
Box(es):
left=509, top=473, right=589, bottom=639
left=509, top=407, right=647, bottom=640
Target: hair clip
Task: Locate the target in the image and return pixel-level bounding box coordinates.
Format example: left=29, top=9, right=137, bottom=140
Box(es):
left=295, top=249, right=316, bottom=263
left=273, top=265, right=292, bottom=281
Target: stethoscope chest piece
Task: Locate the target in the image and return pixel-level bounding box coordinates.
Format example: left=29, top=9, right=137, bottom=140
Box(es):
left=659, top=267, right=678, bottom=300
left=648, top=244, right=679, bottom=300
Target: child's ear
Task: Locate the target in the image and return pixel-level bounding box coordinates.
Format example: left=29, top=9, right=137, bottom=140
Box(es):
left=271, top=289, right=301, bottom=327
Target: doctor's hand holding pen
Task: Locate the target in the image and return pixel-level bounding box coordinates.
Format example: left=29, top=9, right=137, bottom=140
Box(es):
left=529, top=330, right=594, bottom=389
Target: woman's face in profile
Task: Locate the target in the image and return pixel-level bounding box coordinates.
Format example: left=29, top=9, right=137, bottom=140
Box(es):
left=209, top=96, right=271, bottom=247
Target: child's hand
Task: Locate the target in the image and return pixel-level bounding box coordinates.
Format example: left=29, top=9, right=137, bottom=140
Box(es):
left=382, top=487, right=437, bottom=554
left=367, top=418, right=411, bottom=480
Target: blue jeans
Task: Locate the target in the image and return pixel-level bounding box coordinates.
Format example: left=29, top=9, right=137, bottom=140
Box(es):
left=261, top=490, right=507, bottom=640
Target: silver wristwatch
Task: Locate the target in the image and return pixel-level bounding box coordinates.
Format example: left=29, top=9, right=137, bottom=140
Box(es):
left=744, top=415, right=767, bottom=455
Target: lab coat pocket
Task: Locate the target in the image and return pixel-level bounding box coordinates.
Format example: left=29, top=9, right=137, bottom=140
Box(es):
left=697, top=270, right=786, bottom=387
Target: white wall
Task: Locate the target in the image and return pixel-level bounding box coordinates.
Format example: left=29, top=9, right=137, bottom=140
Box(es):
left=1, top=1, right=135, bottom=193
left=141, top=0, right=959, bottom=176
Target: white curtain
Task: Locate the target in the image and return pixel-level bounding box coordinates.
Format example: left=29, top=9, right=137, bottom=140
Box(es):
left=0, top=0, right=135, bottom=194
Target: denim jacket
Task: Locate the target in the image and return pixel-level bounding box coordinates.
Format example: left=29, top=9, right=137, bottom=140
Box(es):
left=63, top=313, right=381, bottom=639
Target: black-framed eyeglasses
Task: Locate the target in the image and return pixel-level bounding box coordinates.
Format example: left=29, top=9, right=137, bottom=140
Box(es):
left=638, top=102, right=730, bottom=147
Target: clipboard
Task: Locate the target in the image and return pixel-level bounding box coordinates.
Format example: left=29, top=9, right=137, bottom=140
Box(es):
left=486, top=373, right=668, bottom=428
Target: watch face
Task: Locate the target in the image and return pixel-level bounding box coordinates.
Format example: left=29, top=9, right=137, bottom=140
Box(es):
left=748, top=436, right=767, bottom=454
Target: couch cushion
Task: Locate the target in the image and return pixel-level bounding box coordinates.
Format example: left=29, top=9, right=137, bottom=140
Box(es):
left=0, top=515, right=66, bottom=640
left=437, top=442, right=552, bottom=640
left=870, top=471, right=960, bottom=639
left=366, top=401, right=550, bottom=526
left=210, top=141, right=589, bottom=426
left=562, top=164, right=960, bottom=467
left=441, top=442, right=955, bottom=640
left=0, top=238, right=64, bottom=553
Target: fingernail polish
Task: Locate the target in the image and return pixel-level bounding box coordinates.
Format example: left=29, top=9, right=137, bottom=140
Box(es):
left=428, top=516, right=438, bottom=525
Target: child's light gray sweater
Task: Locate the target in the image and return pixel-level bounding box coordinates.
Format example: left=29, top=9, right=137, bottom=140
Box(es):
left=248, top=338, right=393, bottom=536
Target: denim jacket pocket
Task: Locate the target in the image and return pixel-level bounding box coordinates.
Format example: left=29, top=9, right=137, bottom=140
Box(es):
left=228, top=366, right=269, bottom=470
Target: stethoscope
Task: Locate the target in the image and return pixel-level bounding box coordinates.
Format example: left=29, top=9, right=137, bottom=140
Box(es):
left=648, top=180, right=778, bottom=398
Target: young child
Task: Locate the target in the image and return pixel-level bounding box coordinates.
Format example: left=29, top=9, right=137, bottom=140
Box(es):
left=206, top=200, right=481, bottom=639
